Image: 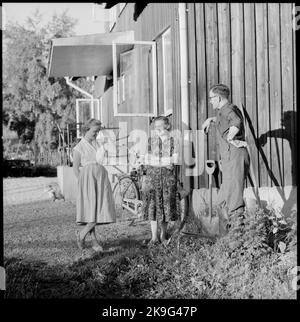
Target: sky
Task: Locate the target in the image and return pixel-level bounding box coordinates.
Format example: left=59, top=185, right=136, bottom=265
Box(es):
left=2, top=2, right=106, bottom=35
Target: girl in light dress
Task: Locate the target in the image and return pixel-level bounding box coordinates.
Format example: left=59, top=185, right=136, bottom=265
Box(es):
left=72, top=119, right=116, bottom=252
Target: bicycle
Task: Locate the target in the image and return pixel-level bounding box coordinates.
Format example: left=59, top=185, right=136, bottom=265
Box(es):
left=112, top=162, right=189, bottom=235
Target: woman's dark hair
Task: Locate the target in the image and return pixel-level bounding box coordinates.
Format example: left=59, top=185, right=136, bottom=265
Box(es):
left=210, top=84, right=230, bottom=99
left=82, top=118, right=102, bottom=135
left=151, top=115, right=171, bottom=130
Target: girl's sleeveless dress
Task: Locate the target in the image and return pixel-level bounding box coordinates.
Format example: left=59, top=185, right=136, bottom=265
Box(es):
left=73, top=137, right=116, bottom=225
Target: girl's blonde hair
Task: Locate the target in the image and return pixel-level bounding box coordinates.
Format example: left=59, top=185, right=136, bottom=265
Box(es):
left=82, top=118, right=102, bottom=135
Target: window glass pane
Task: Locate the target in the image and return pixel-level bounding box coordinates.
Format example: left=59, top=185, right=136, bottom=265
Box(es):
left=77, top=100, right=92, bottom=137
left=78, top=101, right=91, bottom=124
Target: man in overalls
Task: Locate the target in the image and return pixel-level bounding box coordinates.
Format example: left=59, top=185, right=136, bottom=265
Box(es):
left=202, top=84, right=250, bottom=230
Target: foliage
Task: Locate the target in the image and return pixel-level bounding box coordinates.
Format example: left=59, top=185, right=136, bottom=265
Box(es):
left=3, top=10, right=90, bottom=154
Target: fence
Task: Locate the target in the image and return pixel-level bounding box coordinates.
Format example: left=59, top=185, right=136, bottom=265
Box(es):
left=25, top=150, right=71, bottom=167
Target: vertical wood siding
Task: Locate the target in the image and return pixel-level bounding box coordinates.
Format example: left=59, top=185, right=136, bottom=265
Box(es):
left=98, top=3, right=295, bottom=189
left=188, top=2, right=296, bottom=188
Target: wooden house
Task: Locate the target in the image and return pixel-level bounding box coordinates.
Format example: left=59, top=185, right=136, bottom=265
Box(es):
left=48, top=3, right=296, bottom=207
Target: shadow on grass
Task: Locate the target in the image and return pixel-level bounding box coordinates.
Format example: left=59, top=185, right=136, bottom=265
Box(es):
left=4, top=237, right=159, bottom=299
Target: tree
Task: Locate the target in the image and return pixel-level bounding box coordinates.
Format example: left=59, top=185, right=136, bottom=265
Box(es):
left=3, top=10, right=92, bottom=160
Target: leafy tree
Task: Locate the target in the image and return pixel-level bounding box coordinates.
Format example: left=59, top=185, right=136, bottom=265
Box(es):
left=3, top=10, right=93, bottom=160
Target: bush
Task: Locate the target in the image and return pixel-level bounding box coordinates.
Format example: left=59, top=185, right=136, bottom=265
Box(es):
left=3, top=160, right=57, bottom=178
left=31, top=165, right=57, bottom=177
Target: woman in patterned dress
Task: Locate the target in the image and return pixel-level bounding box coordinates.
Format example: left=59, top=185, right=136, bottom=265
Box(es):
left=72, top=119, right=116, bottom=251
left=140, top=116, right=181, bottom=246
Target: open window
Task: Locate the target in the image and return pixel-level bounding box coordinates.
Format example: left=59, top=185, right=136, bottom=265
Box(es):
left=76, top=98, right=100, bottom=138
left=112, top=41, right=157, bottom=117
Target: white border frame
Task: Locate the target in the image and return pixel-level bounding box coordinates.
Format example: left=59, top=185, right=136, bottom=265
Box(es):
left=76, top=98, right=100, bottom=138
left=112, top=40, right=157, bottom=117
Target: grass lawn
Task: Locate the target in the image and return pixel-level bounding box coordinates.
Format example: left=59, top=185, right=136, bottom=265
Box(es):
left=3, top=177, right=297, bottom=299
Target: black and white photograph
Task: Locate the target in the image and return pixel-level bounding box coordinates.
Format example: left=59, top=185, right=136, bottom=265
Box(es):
left=1, top=1, right=298, bottom=307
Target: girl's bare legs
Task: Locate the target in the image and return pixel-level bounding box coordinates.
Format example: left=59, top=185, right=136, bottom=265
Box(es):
left=89, top=227, right=103, bottom=251
left=150, top=220, right=159, bottom=242
left=76, top=223, right=96, bottom=250
left=160, top=222, right=168, bottom=243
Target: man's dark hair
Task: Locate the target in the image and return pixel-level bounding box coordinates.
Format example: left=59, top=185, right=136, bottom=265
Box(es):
left=210, top=84, right=230, bottom=99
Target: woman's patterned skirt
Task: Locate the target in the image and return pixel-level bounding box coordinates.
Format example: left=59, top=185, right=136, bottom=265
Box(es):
left=141, top=166, right=181, bottom=223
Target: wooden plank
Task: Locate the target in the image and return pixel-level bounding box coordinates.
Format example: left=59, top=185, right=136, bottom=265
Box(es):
left=231, top=3, right=245, bottom=108
left=292, top=4, right=297, bottom=186
left=280, top=3, right=294, bottom=186
left=173, top=8, right=185, bottom=185
left=268, top=3, right=283, bottom=187
left=217, top=3, right=231, bottom=87
left=205, top=3, right=219, bottom=165
left=244, top=3, right=259, bottom=188
left=255, top=3, right=271, bottom=187
left=173, top=9, right=181, bottom=132
left=217, top=2, right=231, bottom=187
left=195, top=2, right=208, bottom=188
left=187, top=3, right=199, bottom=189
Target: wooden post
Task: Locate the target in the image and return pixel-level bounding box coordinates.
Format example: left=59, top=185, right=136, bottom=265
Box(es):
left=58, top=129, right=62, bottom=165
left=62, top=128, right=65, bottom=165
left=67, top=124, right=70, bottom=165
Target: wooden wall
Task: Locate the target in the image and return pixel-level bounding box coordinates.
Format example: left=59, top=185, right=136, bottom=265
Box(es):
left=187, top=3, right=296, bottom=188
left=97, top=3, right=296, bottom=189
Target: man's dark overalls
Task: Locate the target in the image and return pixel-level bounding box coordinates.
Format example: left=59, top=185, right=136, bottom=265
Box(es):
left=215, top=103, right=250, bottom=224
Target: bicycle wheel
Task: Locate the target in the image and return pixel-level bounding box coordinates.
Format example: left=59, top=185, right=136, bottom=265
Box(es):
left=113, top=175, right=140, bottom=221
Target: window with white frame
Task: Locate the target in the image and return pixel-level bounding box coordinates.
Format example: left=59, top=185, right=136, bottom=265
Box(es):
left=156, top=27, right=173, bottom=116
